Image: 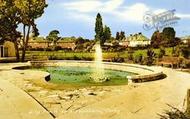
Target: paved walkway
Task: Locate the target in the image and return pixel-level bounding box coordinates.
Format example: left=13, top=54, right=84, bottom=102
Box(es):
left=0, top=62, right=190, bottom=119
left=58, top=67, right=190, bottom=119
left=0, top=78, right=54, bottom=119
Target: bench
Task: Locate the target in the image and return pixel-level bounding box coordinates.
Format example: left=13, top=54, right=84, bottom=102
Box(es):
left=157, top=56, right=182, bottom=68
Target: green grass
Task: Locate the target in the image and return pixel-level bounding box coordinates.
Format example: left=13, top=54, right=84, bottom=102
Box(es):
left=24, top=47, right=173, bottom=61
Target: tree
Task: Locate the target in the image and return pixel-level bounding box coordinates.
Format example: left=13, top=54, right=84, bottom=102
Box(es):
left=115, top=31, right=125, bottom=41
left=158, top=47, right=166, bottom=58
left=120, top=31, right=125, bottom=40
left=75, top=37, right=85, bottom=44
left=116, top=32, right=120, bottom=41
left=15, top=0, right=47, bottom=61
left=46, top=30, right=60, bottom=50
left=151, top=30, right=162, bottom=48
left=162, top=27, right=176, bottom=47
left=147, top=48, right=155, bottom=65
left=0, top=0, right=21, bottom=61
left=95, top=13, right=104, bottom=45
left=102, top=25, right=111, bottom=43
left=0, top=0, right=47, bottom=62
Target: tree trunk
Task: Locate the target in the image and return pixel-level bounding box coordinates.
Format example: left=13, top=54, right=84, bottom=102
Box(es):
left=13, top=41, right=20, bottom=62
left=21, top=25, right=31, bottom=62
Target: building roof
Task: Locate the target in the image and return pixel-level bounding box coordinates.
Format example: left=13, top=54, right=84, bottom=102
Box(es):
left=126, top=33, right=150, bottom=41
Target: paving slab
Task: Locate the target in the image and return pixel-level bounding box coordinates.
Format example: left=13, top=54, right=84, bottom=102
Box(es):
left=0, top=78, right=54, bottom=119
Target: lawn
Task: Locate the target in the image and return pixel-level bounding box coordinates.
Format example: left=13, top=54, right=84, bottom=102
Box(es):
left=24, top=47, right=173, bottom=61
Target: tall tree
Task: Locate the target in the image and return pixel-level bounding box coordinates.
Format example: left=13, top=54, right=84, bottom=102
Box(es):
left=0, top=0, right=47, bottom=62
left=115, top=31, right=125, bottom=41
left=95, top=13, right=104, bottom=45
left=150, top=30, right=162, bottom=48
left=102, top=25, right=111, bottom=43
left=120, top=31, right=125, bottom=40
left=162, top=27, right=176, bottom=47
left=15, top=0, right=47, bottom=61
left=46, top=30, right=60, bottom=50
left=0, top=0, right=21, bottom=61
left=116, top=32, right=120, bottom=41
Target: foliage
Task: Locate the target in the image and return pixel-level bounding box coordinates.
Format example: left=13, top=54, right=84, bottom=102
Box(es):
left=95, top=13, right=104, bottom=45
left=115, top=31, right=126, bottom=41
left=15, top=0, right=47, bottom=61
left=74, top=37, right=94, bottom=52
left=162, top=27, right=176, bottom=47
left=0, top=0, right=21, bottom=60
left=172, top=46, right=181, bottom=57
left=95, top=13, right=112, bottom=45
left=116, top=32, right=120, bottom=41
left=46, top=30, right=60, bottom=50
left=134, top=53, right=143, bottom=64
left=146, top=48, right=155, bottom=65
left=159, top=104, right=189, bottom=119
left=151, top=27, right=178, bottom=48
left=102, top=25, right=111, bottom=43
left=151, top=30, right=162, bottom=48
left=181, top=47, right=190, bottom=59
left=158, top=47, right=166, bottom=58
left=0, top=0, right=47, bottom=62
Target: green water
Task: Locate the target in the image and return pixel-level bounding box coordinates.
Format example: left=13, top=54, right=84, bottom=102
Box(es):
left=35, top=66, right=137, bottom=86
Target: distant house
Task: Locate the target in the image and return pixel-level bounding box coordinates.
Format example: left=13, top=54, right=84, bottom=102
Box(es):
left=0, top=41, right=16, bottom=57
left=57, top=40, right=76, bottom=50
left=120, top=33, right=150, bottom=47
left=28, top=40, right=50, bottom=49
left=119, top=41, right=129, bottom=47
left=28, top=39, right=76, bottom=50
left=104, top=42, right=113, bottom=46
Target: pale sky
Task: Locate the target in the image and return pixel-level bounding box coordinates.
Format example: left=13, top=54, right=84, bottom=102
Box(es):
left=36, top=0, right=190, bottom=39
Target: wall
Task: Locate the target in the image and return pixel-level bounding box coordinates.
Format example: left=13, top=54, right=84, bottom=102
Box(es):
left=3, top=41, right=16, bottom=57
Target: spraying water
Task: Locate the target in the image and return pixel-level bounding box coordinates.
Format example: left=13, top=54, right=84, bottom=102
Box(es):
left=92, top=43, right=106, bottom=82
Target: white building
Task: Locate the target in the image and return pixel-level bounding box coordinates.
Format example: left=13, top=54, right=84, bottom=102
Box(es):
left=125, top=33, right=150, bottom=47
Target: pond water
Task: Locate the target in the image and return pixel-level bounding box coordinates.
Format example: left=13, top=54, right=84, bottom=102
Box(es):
left=34, top=66, right=137, bottom=86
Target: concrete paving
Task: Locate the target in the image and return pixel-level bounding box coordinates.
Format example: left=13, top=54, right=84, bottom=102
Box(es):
left=57, top=66, right=190, bottom=119
left=0, top=78, right=54, bottom=119
left=0, top=62, right=190, bottom=119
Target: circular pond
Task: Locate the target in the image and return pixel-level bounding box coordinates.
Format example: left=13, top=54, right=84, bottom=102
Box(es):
left=34, top=66, right=137, bottom=86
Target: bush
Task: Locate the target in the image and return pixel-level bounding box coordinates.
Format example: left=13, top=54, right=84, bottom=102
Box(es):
left=159, top=104, right=189, bottom=119
left=172, top=46, right=180, bottom=57
left=181, top=48, right=190, bottom=59
left=146, top=49, right=155, bottom=66
left=128, top=53, right=134, bottom=61
left=134, top=53, right=143, bottom=64
left=111, top=57, right=124, bottom=63
left=158, top=47, right=166, bottom=58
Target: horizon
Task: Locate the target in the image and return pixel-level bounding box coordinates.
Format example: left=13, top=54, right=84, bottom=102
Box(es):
left=36, top=0, right=190, bottom=39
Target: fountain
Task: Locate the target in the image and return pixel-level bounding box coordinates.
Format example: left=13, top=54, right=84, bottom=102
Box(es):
left=92, top=43, right=107, bottom=82
left=24, top=43, right=136, bottom=86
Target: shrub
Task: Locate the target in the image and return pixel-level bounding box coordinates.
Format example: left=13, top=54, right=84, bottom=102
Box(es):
left=181, top=48, right=190, bottom=59
left=146, top=49, right=155, bottom=66
left=172, top=46, right=180, bottom=57
left=158, top=47, right=166, bottom=58
left=128, top=53, right=134, bottom=61
left=111, top=57, right=124, bottom=63
left=159, top=104, right=189, bottom=119
left=134, top=53, right=143, bottom=64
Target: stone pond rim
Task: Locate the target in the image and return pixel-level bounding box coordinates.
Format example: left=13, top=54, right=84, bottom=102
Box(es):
left=12, top=61, right=166, bottom=84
